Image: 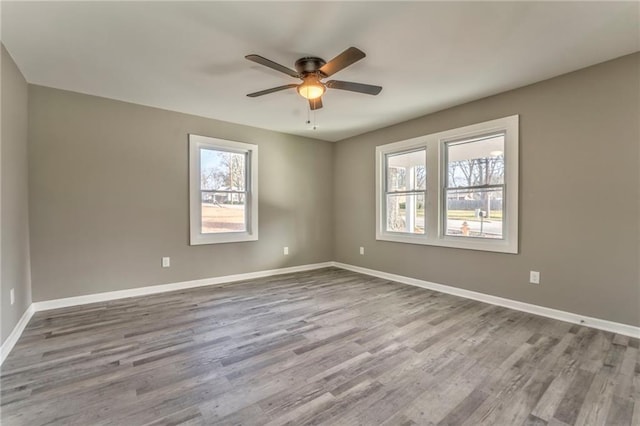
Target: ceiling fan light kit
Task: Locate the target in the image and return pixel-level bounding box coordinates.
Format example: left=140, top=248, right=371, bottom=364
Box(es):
left=245, top=47, right=382, bottom=111
left=297, top=74, right=325, bottom=100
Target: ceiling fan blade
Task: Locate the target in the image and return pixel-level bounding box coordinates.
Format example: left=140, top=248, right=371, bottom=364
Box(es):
left=326, top=80, right=382, bottom=95
left=246, top=84, right=298, bottom=97
left=309, top=97, right=323, bottom=110
left=319, top=47, right=366, bottom=77
left=245, top=54, right=299, bottom=78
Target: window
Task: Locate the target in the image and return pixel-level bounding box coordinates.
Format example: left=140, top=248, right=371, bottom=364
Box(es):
left=376, top=115, right=518, bottom=253
left=444, top=134, right=505, bottom=239
left=189, top=135, right=258, bottom=245
left=385, top=149, right=426, bottom=234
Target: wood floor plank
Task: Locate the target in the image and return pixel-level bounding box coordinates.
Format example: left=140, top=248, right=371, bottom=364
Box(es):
left=573, top=369, right=616, bottom=426
left=1, top=267, right=637, bottom=425
left=605, top=395, right=635, bottom=425
left=553, top=368, right=596, bottom=424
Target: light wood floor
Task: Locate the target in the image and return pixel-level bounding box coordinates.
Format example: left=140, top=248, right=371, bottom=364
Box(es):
left=1, top=268, right=638, bottom=425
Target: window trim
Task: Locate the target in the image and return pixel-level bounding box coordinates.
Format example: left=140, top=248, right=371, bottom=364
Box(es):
left=375, top=115, right=519, bottom=254
left=189, top=134, right=258, bottom=245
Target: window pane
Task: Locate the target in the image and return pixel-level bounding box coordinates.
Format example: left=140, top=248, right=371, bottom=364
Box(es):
left=447, top=135, right=504, bottom=188
left=201, top=192, right=246, bottom=233
left=386, top=193, right=425, bottom=234
left=386, top=149, right=426, bottom=191
left=200, top=149, right=246, bottom=191
left=445, top=188, right=503, bottom=239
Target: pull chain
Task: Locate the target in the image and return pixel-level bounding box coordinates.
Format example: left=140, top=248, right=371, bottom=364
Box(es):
left=305, top=101, right=318, bottom=130
left=313, top=108, right=317, bottom=130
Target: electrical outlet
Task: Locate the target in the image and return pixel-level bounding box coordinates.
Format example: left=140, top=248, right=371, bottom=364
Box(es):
left=283, top=247, right=289, bottom=255
left=10, top=288, right=15, bottom=305
left=162, top=257, right=170, bottom=268
left=359, top=246, right=365, bottom=255
left=529, top=271, right=540, bottom=284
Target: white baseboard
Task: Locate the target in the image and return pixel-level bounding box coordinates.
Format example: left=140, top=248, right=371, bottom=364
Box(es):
left=333, top=262, right=640, bottom=339
left=2, top=259, right=638, bottom=366
left=32, top=262, right=334, bottom=312
left=0, top=304, right=35, bottom=365
left=1, top=262, right=333, bottom=365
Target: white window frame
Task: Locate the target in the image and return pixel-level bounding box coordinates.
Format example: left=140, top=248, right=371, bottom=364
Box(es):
left=376, top=115, right=519, bottom=254
left=189, top=134, right=258, bottom=245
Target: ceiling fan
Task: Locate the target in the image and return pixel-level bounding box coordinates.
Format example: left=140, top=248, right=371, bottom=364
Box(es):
left=245, top=47, right=382, bottom=110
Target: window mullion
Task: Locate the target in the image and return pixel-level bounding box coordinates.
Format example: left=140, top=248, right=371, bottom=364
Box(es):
left=426, top=138, right=440, bottom=239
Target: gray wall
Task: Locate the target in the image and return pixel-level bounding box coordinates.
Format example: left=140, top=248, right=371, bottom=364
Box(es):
left=1, top=45, right=32, bottom=345
left=28, top=86, right=334, bottom=301
left=334, top=53, right=640, bottom=327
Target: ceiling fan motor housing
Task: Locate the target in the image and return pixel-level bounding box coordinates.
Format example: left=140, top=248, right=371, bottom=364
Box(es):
left=295, top=57, right=327, bottom=76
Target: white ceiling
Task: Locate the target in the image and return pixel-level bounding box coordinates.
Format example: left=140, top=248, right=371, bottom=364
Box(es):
left=2, top=1, right=638, bottom=142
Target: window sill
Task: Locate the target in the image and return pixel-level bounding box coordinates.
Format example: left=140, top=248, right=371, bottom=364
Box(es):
left=190, top=231, right=258, bottom=246
left=376, top=233, right=518, bottom=254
